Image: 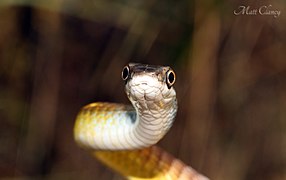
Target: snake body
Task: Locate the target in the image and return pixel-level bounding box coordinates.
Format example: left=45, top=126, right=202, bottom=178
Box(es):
left=74, top=63, right=209, bottom=180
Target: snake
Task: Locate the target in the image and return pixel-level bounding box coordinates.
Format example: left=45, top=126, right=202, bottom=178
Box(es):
left=74, top=63, right=209, bottom=180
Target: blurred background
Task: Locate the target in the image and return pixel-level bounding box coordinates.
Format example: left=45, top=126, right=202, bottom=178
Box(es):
left=0, top=0, right=286, bottom=179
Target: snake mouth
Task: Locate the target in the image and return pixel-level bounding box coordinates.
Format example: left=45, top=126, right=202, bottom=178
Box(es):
left=126, top=81, right=161, bottom=101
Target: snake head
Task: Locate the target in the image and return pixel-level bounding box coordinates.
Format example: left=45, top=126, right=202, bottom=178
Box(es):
left=122, top=63, right=177, bottom=111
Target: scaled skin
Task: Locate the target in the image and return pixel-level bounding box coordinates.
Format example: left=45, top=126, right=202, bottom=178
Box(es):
left=74, top=63, right=209, bottom=180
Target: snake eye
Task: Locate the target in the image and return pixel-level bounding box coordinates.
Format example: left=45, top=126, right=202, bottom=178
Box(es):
left=122, top=65, right=130, bottom=81
left=166, top=70, right=176, bottom=88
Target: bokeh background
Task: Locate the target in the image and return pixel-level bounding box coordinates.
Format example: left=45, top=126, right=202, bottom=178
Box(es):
left=0, top=0, right=286, bottom=179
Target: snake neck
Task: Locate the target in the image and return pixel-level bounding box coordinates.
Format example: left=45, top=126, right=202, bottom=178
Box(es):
left=74, top=67, right=178, bottom=150
left=128, top=92, right=178, bottom=149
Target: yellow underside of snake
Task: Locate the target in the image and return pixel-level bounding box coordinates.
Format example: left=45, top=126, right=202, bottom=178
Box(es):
left=74, top=63, right=209, bottom=180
